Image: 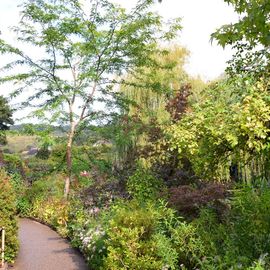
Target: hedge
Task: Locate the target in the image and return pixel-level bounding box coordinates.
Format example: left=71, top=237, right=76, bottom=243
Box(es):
left=0, top=169, right=19, bottom=263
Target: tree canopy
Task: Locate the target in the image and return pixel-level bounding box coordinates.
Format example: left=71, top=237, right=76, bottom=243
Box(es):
left=0, top=0, right=181, bottom=196
left=212, top=0, right=270, bottom=81
left=212, top=0, right=270, bottom=48
left=0, top=96, right=13, bottom=131
left=0, top=96, right=14, bottom=145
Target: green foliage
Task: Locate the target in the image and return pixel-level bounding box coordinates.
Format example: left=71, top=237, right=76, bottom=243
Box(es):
left=32, top=198, right=69, bottom=235
left=68, top=203, right=107, bottom=269
left=0, top=96, right=14, bottom=145
left=2, top=2, right=270, bottom=270
left=212, top=1, right=270, bottom=84
left=228, top=187, right=270, bottom=264
left=36, top=146, right=50, bottom=159
left=127, top=167, right=164, bottom=201
left=22, top=163, right=270, bottom=269
left=113, top=45, right=197, bottom=168
left=0, top=0, right=182, bottom=197
left=21, top=174, right=69, bottom=235
left=13, top=177, right=231, bottom=269
left=16, top=197, right=32, bottom=217
left=104, top=200, right=179, bottom=270
left=49, top=142, right=112, bottom=187
left=102, top=199, right=210, bottom=269
left=194, top=186, right=270, bottom=269
left=9, top=172, right=30, bottom=215
left=0, top=170, right=18, bottom=263
left=212, top=0, right=270, bottom=48
left=72, top=145, right=111, bottom=175
left=0, top=96, right=13, bottom=131
left=25, top=157, right=56, bottom=183
left=3, top=153, right=24, bottom=175
left=164, top=78, right=270, bottom=181
left=25, top=173, right=64, bottom=203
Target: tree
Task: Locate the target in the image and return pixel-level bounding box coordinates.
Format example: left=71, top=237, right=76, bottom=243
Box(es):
left=0, top=0, right=181, bottom=197
left=0, top=96, right=14, bottom=145
left=212, top=0, right=270, bottom=48
left=209, top=0, right=270, bottom=182
left=212, top=0, right=270, bottom=81
left=115, top=45, right=189, bottom=166
left=164, top=78, right=270, bottom=182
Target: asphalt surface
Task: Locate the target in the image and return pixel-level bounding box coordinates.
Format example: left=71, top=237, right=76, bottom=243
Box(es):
left=11, top=218, right=88, bottom=270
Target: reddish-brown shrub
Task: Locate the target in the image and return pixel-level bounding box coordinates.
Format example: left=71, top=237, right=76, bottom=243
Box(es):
left=166, top=84, right=191, bottom=122
left=80, top=180, right=128, bottom=210
left=167, top=183, right=228, bottom=218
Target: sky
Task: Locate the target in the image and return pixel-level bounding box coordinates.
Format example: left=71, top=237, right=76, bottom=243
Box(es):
left=0, top=0, right=238, bottom=121
left=0, top=0, right=238, bottom=80
left=115, top=0, right=238, bottom=81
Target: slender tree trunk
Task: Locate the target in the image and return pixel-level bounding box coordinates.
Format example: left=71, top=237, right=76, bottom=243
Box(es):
left=64, top=122, right=76, bottom=198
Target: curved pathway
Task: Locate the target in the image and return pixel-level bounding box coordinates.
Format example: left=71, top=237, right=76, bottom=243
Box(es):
left=11, top=218, right=88, bottom=270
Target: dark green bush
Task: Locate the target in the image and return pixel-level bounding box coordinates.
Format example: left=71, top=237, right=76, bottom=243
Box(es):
left=36, top=146, right=50, bottom=159
left=3, top=153, right=24, bottom=175
left=21, top=174, right=69, bottom=235
left=10, top=173, right=30, bottom=216
left=25, top=157, right=56, bottom=183
left=227, top=187, right=270, bottom=268
left=0, top=169, right=18, bottom=263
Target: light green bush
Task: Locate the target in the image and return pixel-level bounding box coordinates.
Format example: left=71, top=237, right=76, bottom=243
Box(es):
left=127, top=167, right=164, bottom=202
left=104, top=200, right=180, bottom=270
left=0, top=170, right=19, bottom=263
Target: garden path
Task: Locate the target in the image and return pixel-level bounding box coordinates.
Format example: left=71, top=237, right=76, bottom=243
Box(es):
left=10, top=218, right=88, bottom=270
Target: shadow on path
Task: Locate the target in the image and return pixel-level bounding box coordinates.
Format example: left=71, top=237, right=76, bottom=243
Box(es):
left=10, top=218, right=88, bottom=270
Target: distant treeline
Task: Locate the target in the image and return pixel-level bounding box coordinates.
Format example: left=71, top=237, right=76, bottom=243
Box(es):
left=10, top=124, right=68, bottom=136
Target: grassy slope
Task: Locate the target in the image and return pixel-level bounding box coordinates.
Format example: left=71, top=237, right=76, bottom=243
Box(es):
left=3, top=135, right=38, bottom=154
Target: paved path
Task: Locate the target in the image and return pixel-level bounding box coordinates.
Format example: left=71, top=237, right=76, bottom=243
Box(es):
left=11, top=218, right=88, bottom=270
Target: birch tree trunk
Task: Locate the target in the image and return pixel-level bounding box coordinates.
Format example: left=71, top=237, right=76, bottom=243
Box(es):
left=64, top=122, right=76, bottom=198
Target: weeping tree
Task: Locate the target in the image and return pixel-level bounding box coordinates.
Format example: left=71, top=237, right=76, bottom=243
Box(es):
left=106, top=45, right=192, bottom=171
left=0, top=0, right=181, bottom=197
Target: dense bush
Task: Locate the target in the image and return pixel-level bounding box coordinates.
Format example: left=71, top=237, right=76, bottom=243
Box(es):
left=63, top=196, right=206, bottom=269
left=103, top=200, right=206, bottom=270
left=103, top=200, right=174, bottom=269
left=31, top=198, right=70, bottom=235
left=9, top=172, right=30, bottom=216
left=80, top=180, right=126, bottom=210
left=127, top=168, right=164, bottom=202
left=0, top=170, right=18, bottom=263
left=195, top=186, right=270, bottom=269
left=19, top=174, right=70, bottom=235
left=168, top=183, right=227, bottom=217
left=25, top=157, right=56, bottom=183
left=18, top=151, right=270, bottom=270
left=3, top=153, right=26, bottom=176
